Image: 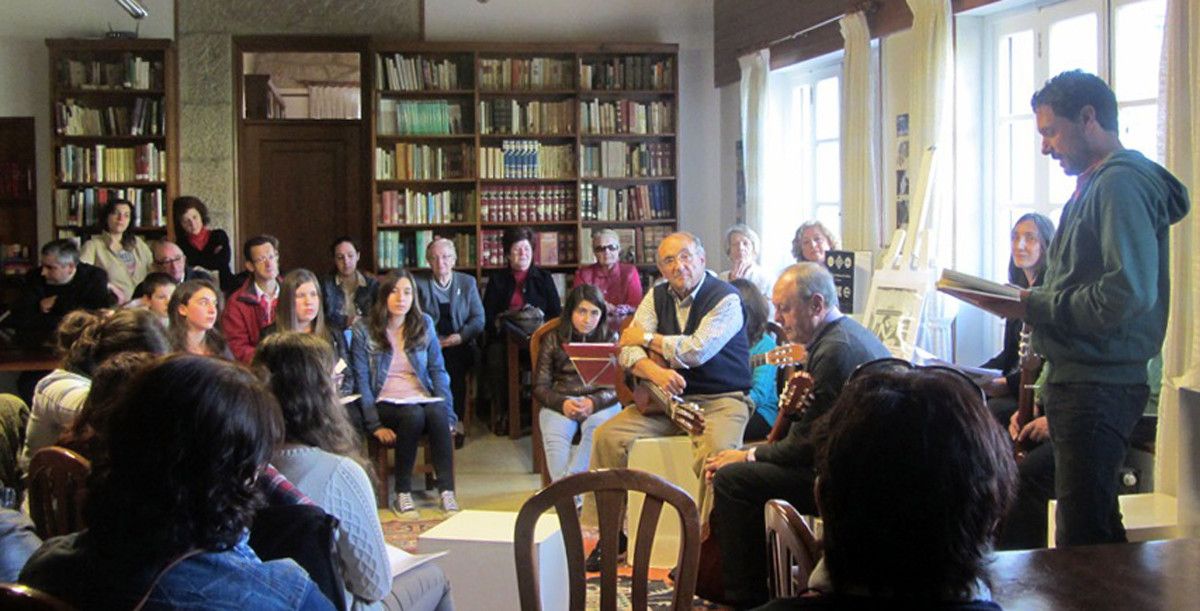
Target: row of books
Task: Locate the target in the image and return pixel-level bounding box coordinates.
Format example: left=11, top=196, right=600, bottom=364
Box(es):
left=375, top=54, right=464, bottom=92
left=54, top=187, right=166, bottom=228
left=480, top=141, right=574, bottom=179
left=479, top=99, right=575, bottom=135
left=56, top=54, right=163, bottom=90
left=480, top=185, right=576, bottom=223
left=580, top=142, right=674, bottom=178
left=580, top=57, right=673, bottom=91
left=376, top=99, right=467, bottom=136
left=57, top=143, right=166, bottom=183
left=377, top=229, right=477, bottom=270
left=374, top=143, right=473, bottom=181
left=580, top=182, right=674, bottom=221
left=55, top=98, right=164, bottom=137
left=379, top=188, right=475, bottom=225
left=531, top=231, right=579, bottom=266
left=0, top=162, right=32, bottom=199
left=579, top=225, right=671, bottom=265
left=478, top=57, right=574, bottom=91
left=580, top=99, right=673, bottom=135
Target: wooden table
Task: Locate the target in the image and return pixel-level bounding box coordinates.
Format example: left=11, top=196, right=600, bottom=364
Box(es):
left=499, top=326, right=531, bottom=440
left=991, top=538, right=1200, bottom=610
left=0, top=347, right=56, bottom=372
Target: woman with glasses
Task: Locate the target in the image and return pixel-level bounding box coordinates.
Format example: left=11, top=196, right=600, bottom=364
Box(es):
left=173, top=196, right=234, bottom=291
left=573, top=228, right=643, bottom=325
left=792, top=220, right=838, bottom=265
left=80, top=199, right=154, bottom=305
left=168, top=278, right=233, bottom=359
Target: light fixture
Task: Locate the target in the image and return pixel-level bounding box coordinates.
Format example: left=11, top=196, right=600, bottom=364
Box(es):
left=115, top=0, right=149, bottom=19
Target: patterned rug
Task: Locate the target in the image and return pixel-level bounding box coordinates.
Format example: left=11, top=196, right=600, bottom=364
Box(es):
left=380, top=512, right=446, bottom=553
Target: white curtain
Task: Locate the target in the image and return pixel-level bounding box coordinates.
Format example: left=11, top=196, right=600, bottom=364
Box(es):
left=839, top=11, right=881, bottom=253
left=1156, top=0, right=1200, bottom=504
left=307, top=85, right=361, bottom=119
left=738, top=50, right=770, bottom=242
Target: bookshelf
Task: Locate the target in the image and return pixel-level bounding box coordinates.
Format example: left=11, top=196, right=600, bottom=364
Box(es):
left=368, top=42, right=678, bottom=287
left=46, top=38, right=178, bottom=241
left=0, top=118, right=37, bottom=305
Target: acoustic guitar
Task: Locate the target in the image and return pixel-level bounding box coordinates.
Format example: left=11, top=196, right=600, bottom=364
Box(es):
left=750, top=343, right=808, bottom=369
left=1013, top=322, right=1042, bottom=461
left=767, top=370, right=816, bottom=443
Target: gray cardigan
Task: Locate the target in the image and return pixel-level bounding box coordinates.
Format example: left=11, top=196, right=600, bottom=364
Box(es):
left=412, top=272, right=485, bottom=344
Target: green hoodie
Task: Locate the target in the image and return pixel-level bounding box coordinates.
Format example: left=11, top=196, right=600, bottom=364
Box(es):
left=1025, top=149, right=1189, bottom=385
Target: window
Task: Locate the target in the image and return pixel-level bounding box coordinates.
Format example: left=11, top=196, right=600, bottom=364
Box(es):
left=762, top=57, right=843, bottom=274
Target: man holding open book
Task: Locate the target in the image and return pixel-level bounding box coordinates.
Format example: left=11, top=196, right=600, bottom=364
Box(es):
left=944, top=71, right=1189, bottom=547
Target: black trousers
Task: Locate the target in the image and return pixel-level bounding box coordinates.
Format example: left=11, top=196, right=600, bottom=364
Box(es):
left=711, top=460, right=817, bottom=608
left=996, top=441, right=1057, bottom=550
left=377, top=401, right=455, bottom=492
left=441, top=343, right=478, bottom=423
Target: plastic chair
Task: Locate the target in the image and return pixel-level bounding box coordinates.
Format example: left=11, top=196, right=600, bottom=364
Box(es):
left=0, top=584, right=75, bottom=610
left=26, top=447, right=90, bottom=539
left=514, top=468, right=701, bottom=611
left=764, top=499, right=822, bottom=598
left=528, top=318, right=562, bottom=485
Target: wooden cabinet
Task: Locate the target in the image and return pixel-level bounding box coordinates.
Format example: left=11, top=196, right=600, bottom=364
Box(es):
left=45, top=38, right=178, bottom=241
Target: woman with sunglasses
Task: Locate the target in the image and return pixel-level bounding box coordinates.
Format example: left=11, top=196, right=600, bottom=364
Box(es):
left=573, top=228, right=643, bottom=325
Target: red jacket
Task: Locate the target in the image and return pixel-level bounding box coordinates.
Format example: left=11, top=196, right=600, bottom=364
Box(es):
left=222, top=278, right=275, bottom=363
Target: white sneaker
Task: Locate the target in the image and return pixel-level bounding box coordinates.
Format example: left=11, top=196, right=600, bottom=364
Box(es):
left=391, top=492, right=416, bottom=516
left=440, top=490, right=460, bottom=514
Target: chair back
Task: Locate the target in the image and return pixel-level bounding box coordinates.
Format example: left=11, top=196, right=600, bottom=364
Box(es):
left=764, top=499, right=821, bottom=598
left=529, top=318, right=562, bottom=486
left=528, top=319, right=562, bottom=384
left=249, top=504, right=348, bottom=611
left=514, top=468, right=700, bottom=611
left=0, top=584, right=75, bottom=610
left=26, top=447, right=90, bottom=540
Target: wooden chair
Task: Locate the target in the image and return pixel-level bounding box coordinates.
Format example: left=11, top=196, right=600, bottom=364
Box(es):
left=528, top=318, right=561, bottom=485
left=514, top=468, right=701, bottom=611
left=26, top=447, right=90, bottom=540
left=764, top=499, right=822, bottom=598
left=0, top=584, right=76, bottom=611
left=367, top=434, right=454, bottom=509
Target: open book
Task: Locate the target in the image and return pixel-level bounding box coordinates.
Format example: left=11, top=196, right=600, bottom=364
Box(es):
left=912, top=347, right=1002, bottom=386
left=936, top=269, right=1022, bottom=302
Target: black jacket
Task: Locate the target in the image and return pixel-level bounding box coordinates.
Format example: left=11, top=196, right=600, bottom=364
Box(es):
left=481, top=266, right=562, bottom=341
left=11, top=263, right=111, bottom=348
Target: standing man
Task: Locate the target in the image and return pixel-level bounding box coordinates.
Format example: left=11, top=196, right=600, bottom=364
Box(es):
left=11, top=240, right=111, bottom=349
left=149, top=239, right=213, bottom=284
left=961, top=70, right=1189, bottom=546
left=319, top=237, right=378, bottom=335
left=705, top=263, right=889, bottom=607
left=222, top=235, right=281, bottom=363
left=584, top=232, right=752, bottom=569
left=413, top=238, right=484, bottom=440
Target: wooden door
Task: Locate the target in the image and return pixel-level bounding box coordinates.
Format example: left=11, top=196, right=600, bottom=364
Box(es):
left=237, top=120, right=365, bottom=277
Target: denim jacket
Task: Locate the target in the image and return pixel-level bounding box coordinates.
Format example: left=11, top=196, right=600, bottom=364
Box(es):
left=349, top=313, right=454, bottom=433
left=19, top=530, right=333, bottom=611
left=320, top=272, right=379, bottom=334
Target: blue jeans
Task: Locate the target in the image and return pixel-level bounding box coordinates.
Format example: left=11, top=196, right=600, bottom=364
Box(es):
left=538, top=404, right=619, bottom=482
left=1044, top=382, right=1147, bottom=546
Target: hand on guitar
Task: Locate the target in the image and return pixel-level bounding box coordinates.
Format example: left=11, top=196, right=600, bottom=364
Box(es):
left=702, top=449, right=749, bottom=482
left=1009, top=412, right=1049, bottom=444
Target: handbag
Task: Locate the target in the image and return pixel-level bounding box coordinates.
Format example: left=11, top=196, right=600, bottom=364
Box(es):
left=497, top=305, right=545, bottom=340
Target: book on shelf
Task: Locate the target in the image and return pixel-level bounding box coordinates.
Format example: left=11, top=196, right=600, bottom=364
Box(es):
left=580, top=182, right=673, bottom=221
left=57, top=143, right=166, bottom=183
left=56, top=54, right=163, bottom=90
left=0, top=162, right=33, bottom=199
left=479, top=99, right=575, bottom=135
left=378, top=188, right=474, bottom=225
left=375, top=142, right=473, bottom=181
left=579, top=142, right=673, bottom=178
left=478, top=57, right=574, bottom=91
left=536, top=232, right=559, bottom=266
left=579, top=227, right=595, bottom=264
left=936, top=269, right=1022, bottom=302
left=640, top=225, right=671, bottom=263
left=480, top=184, right=575, bottom=223
left=480, top=140, right=574, bottom=179
left=55, top=98, right=163, bottom=136
left=580, top=56, right=673, bottom=91
left=375, top=53, right=464, bottom=92
left=55, top=187, right=164, bottom=229
left=614, top=228, right=637, bottom=264
left=579, top=99, right=672, bottom=135
left=376, top=99, right=465, bottom=136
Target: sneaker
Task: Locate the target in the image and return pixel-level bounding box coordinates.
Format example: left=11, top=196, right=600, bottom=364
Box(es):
left=391, top=492, right=416, bottom=516
left=440, top=490, right=461, bottom=514
left=584, top=531, right=627, bottom=572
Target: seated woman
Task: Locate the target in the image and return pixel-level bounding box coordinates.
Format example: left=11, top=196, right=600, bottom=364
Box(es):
left=19, top=355, right=333, bottom=610
left=173, top=195, right=234, bottom=291
left=80, top=198, right=154, bottom=304
left=573, top=229, right=642, bottom=325
left=719, top=224, right=774, bottom=302
left=730, top=279, right=778, bottom=441
left=263, top=269, right=352, bottom=396
left=979, top=212, right=1055, bottom=425
left=533, top=284, right=621, bottom=483
left=351, top=270, right=457, bottom=516
left=256, top=333, right=453, bottom=611
left=19, top=308, right=170, bottom=470
left=168, top=278, right=233, bottom=358
left=755, top=361, right=1017, bottom=610
left=792, top=220, right=838, bottom=265
left=57, top=351, right=156, bottom=462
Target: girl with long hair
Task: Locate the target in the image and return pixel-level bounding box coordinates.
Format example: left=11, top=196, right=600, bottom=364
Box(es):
left=168, top=278, right=232, bottom=359
left=262, top=268, right=353, bottom=396
left=350, top=270, right=457, bottom=516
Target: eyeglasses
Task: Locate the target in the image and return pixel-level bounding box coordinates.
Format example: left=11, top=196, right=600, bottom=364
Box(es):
left=154, top=255, right=183, bottom=265
left=593, top=244, right=620, bottom=253
left=847, top=357, right=986, bottom=404
left=658, top=250, right=696, bottom=267
left=251, top=253, right=279, bottom=264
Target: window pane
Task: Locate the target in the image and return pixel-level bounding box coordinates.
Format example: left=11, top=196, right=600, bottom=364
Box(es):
left=815, top=205, right=841, bottom=242
left=814, top=141, right=840, bottom=203
left=814, top=76, right=840, bottom=140
left=997, top=120, right=1013, bottom=204
left=1114, top=0, right=1167, bottom=101
left=1048, top=158, right=1075, bottom=204
left=1005, top=30, right=1035, bottom=115
left=1010, top=118, right=1035, bottom=204
left=1048, top=13, right=1098, bottom=77
left=1119, top=103, right=1159, bottom=162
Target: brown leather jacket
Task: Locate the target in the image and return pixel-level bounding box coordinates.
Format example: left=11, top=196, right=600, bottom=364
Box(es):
left=533, top=327, right=619, bottom=415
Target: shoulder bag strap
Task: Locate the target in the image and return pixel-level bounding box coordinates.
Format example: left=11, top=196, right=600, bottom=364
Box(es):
left=131, top=548, right=204, bottom=611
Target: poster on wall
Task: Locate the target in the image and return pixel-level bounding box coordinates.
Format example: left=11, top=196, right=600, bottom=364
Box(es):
left=825, top=250, right=857, bottom=314
left=735, top=139, right=746, bottom=224
left=895, top=113, right=910, bottom=229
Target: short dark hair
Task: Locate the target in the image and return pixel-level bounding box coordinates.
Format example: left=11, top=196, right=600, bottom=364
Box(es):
left=136, top=272, right=177, bottom=299
left=329, top=236, right=359, bottom=255
left=172, top=196, right=211, bottom=237
left=557, top=283, right=609, bottom=342
left=815, top=366, right=1017, bottom=600
left=243, top=234, right=280, bottom=263
left=731, top=278, right=769, bottom=346
left=41, top=239, right=80, bottom=265
left=1030, top=69, right=1119, bottom=132
left=502, top=227, right=534, bottom=254
left=95, top=199, right=137, bottom=250
left=85, top=354, right=284, bottom=558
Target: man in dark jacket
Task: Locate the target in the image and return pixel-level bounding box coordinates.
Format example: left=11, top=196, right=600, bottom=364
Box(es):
left=11, top=239, right=111, bottom=348
left=319, top=236, right=378, bottom=335
left=959, top=70, right=1190, bottom=547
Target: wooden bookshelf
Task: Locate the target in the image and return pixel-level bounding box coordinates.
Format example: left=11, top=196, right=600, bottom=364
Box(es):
left=367, top=42, right=678, bottom=282
left=46, top=38, right=178, bottom=241
left=0, top=118, right=37, bottom=305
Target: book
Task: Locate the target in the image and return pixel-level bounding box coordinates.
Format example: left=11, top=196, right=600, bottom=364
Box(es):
left=563, top=342, right=620, bottom=387
left=936, top=269, right=1022, bottom=302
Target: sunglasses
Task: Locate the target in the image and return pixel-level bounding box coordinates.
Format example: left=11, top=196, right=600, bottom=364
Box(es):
left=847, top=357, right=986, bottom=403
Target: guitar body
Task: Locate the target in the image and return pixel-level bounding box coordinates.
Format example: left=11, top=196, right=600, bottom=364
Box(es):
left=767, top=371, right=816, bottom=443
left=1014, top=322, right=1042, bottom=461
left=629, top=350, right=706, bottom=435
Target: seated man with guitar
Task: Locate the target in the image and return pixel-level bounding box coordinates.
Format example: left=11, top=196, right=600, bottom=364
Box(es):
left=584, top=232, right=753, bottom=570
left=705, top=263, right=889, bottom=608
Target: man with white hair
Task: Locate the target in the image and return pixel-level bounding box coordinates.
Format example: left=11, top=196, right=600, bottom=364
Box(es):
left=150, top=240, right=212, bottom=284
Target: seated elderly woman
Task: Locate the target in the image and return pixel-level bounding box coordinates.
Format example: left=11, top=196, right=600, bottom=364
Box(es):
left=573, top=228, right=643, bottom=324
left=20, top=354, right=334, bottom=610
left=756, top=360, right=1017, bottom=610
left=719, top=224, right=773, bottom=301
left=791, top=220, right=838, bottom=265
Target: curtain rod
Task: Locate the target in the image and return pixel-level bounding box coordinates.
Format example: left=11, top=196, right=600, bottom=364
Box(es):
left=739, top=1, right=879, bottom=55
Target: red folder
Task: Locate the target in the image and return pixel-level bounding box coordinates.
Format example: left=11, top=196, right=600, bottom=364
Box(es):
left=563, top=342, right=620, bottom=387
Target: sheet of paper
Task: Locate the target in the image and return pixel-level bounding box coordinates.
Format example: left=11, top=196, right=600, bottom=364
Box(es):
left=386, top=544, right=447, bottom=578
